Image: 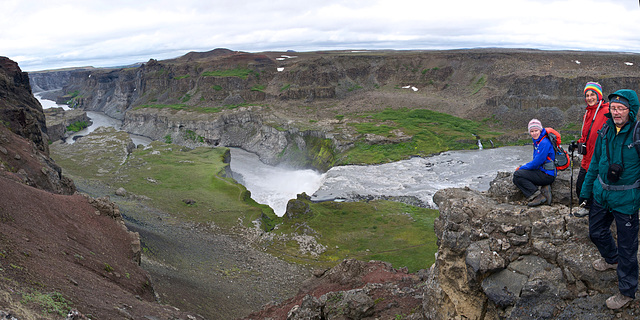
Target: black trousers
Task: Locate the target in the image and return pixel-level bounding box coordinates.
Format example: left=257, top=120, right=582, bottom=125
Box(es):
left=513, top=169, right=555, bottom=198
left=589, top=200, right=639, bottom=298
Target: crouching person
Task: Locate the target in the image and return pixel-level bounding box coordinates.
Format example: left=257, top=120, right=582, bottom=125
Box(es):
left=580, top=89, right=640, bottom=310
left=513, top=119, right=556, bottom=206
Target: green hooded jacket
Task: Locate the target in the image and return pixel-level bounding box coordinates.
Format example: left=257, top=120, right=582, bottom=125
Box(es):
left=580, top=89, right=640, bottom=215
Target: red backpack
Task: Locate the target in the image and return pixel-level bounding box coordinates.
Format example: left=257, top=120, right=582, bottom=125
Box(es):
left=544, top=127, right=570, bottom=171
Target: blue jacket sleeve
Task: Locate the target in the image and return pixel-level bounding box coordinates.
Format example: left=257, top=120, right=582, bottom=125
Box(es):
left=520, top=138, right=553, bottom=171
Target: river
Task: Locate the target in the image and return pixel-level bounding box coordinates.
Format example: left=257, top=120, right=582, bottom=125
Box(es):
left=36, top=93, right=152, bottom=146
left=35, top=93, right=531, bottom=216
left=230, top=145, right=532, bottom=215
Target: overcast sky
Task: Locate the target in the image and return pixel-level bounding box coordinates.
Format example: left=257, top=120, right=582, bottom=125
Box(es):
left=2, top=0, right=640, bottom=71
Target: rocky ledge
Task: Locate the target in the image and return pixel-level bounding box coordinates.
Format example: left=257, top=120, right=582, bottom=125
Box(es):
left=426, top=170, right=640, bottom=319
left=43, top=107, right=91, bottom=142
left=244, top=169, right=640, bottom=319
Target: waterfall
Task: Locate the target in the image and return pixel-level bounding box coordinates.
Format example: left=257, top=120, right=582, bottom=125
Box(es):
left=473, top=134, right=483, bottom=150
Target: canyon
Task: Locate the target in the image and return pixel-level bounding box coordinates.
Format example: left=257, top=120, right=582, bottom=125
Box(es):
left=3, top=48, right=640, bottom=319
left=31, top=48, right=640, bottom=169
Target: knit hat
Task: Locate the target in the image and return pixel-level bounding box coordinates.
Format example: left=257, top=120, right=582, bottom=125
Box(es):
left=584, top=82, right=603, bottom=101
left=528, top=119, right=543, bottom=132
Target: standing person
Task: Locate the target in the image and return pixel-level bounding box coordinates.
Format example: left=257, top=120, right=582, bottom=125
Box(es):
left=580, top=89, right=640, bottom=310
left=571, top=82, right=610, bottom=217
left=513, top=119, right=556, bottom=207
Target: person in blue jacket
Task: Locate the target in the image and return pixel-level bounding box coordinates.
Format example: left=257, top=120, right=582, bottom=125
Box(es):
left=513, top=119, right=556, bottom=206
left=579, top=89, right=640, bottom=310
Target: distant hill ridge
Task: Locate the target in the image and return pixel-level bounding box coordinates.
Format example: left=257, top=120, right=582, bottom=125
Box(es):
left=30, top=48, right=640, bottom=128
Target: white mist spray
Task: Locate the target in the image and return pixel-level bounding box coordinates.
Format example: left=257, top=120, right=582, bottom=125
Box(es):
left=229, top=148, right=325, bottom=216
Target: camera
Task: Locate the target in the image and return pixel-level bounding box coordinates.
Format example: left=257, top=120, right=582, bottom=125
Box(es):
left=569, top=141, right=587, bottom=155
left=607, top=163, right=624, bottom=182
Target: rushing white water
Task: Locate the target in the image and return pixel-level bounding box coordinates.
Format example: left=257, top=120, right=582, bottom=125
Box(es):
left=35, top=93, right=152, bottom=146
left=229, top=148, right=324, bottom=216
left=312, top=146, right=532, bottom=208
left=229, top=145, right=533, bottom=216
left=35, top=91, right=70, bottom=110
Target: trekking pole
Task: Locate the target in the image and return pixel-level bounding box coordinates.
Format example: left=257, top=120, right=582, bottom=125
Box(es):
left=569, top=146, right=575, bottom=216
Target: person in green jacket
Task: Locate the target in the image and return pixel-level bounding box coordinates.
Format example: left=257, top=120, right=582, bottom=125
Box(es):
left=580, top=89, right=640, bottom=310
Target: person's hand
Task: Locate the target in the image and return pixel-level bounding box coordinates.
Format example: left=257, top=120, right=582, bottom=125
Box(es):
left=568, top=141, right=577, bottom=153
left=567, top=141, right=576, bottom=152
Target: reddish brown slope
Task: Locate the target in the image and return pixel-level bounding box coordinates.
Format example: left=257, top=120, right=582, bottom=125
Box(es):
left=0, top=172, right=201, bottom=319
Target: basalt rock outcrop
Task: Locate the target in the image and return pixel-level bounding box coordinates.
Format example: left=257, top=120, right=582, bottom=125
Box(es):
left=427, top=168, right=640, bottom=319
left=121, top=105, right=339, bottom=169
left=1, top=56, right=75, bottom=195
left=43, top=107, right=91, bottom=142
left=1, top=57, right=49, bottom=155
left=29, top=67, right=95, bottom=93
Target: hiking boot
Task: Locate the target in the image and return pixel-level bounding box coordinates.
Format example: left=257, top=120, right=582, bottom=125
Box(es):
left=526, top=190, right=541, bottom=201
left=527, top=193, right=547, bottom=207
left=573, top=207, right=589, bottom=218
left=593, top=258, right=617, bottom=271
left=540, top=185, right=552, bottom=205
left=606, top=293, right=633, bottom=310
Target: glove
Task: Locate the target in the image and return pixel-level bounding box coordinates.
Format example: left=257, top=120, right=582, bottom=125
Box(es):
left=568, top=141, right=577, bottom=153
left=578, top=197, right=587, bottom=206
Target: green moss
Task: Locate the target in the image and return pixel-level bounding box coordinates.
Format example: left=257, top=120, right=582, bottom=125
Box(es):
left=184, top=130, right=205, bottom=142
left=202, top=67, right=253, bottom=79
left=251, top=84, right=266, bottom=92
left=135, top=104, right=188, bottom=111
left=282, top=135, right=337, bottom=171
left=21, top=291, right=71, bottom=316
left=66, top=120, right=89, bottom=132
left=471, top=75, right=486, bottom=94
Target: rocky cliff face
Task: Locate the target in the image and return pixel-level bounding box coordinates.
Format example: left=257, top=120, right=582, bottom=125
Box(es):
left=0, top=56, right=76, bottom=195
left=1, top=57, right=50, bottom=154
left=29, top=68, right=95, bottom=93
left=43, top=107, right=91, bottom=142
left=41, top=49, right=640, bottom=127
left=29, top=49, right=640, bottom=169
left=122, top=105, right=338, bottom=169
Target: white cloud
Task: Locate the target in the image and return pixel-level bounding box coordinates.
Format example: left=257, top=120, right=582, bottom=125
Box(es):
left=1, top=0, right=640, bottom=71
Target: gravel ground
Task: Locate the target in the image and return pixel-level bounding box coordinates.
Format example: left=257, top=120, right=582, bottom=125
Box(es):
left=71, top=176, right=312, bottom=320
